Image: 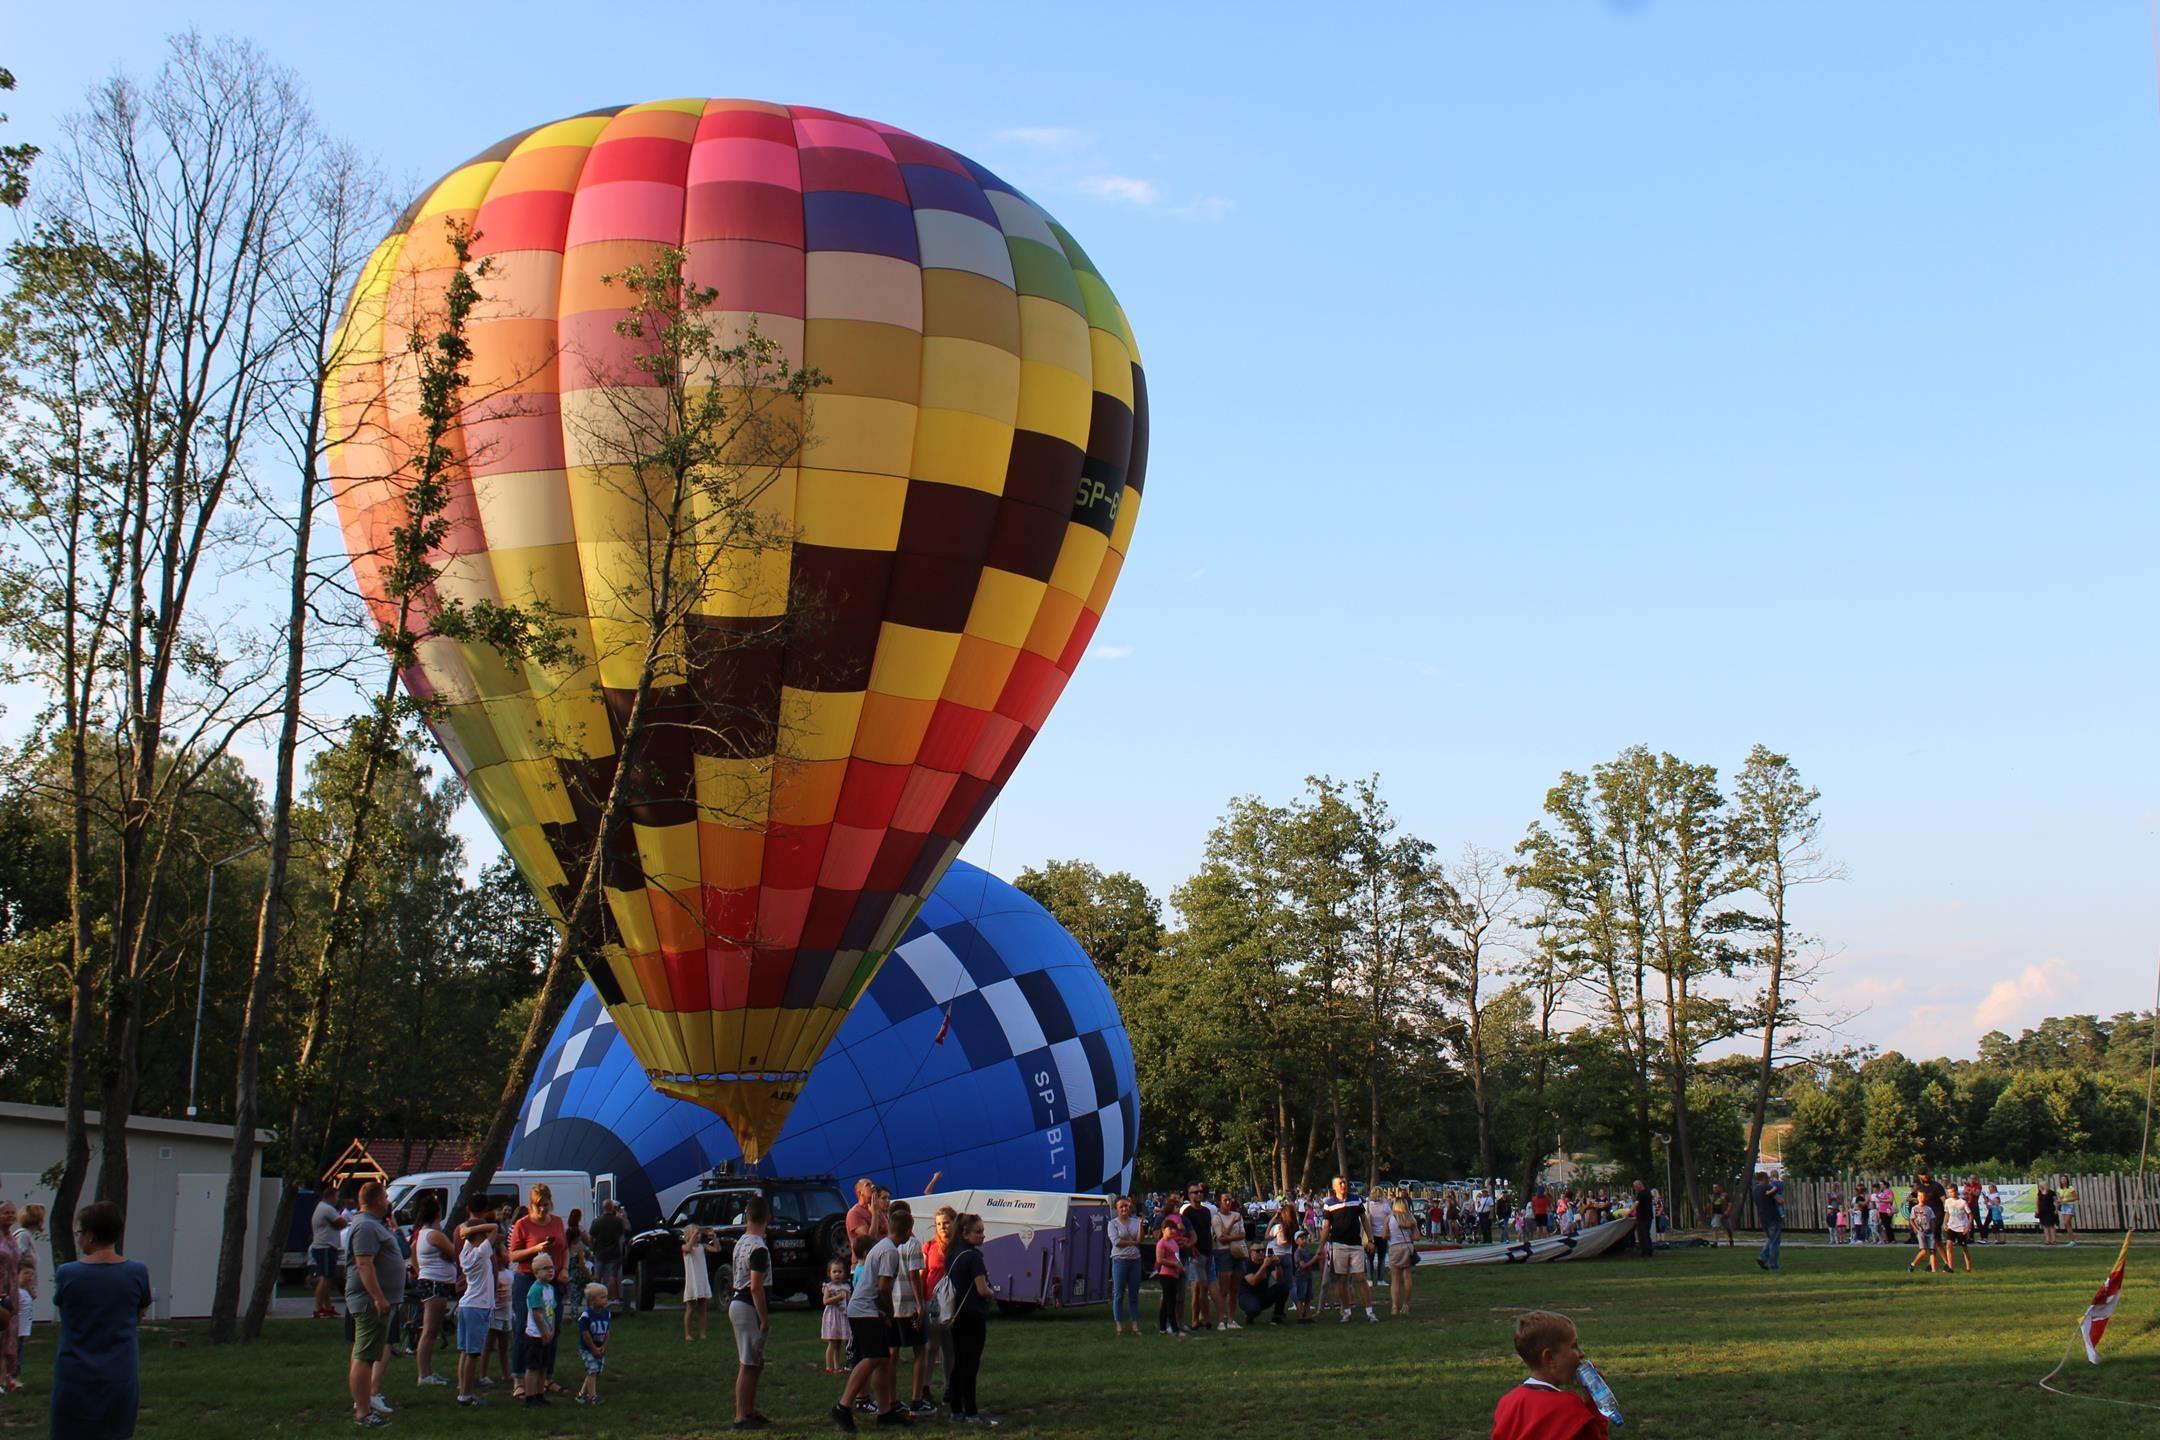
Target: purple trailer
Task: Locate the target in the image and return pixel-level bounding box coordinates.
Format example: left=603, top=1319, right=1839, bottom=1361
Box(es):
left=903, top=1190, right=1115, bottom=1309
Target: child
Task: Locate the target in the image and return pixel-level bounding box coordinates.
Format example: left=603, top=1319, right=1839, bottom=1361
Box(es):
left=1492, top=1310, right=1608, bottom=1440
left=522, top=1255, right=559, bottom=1407
left=13, top=1259, right=32, bottom=1389
left=1154, top=1215, right=1186, bottom=1337
left=1907, top=1197, right=1939, bottom=1275
left=454, top=1208, right=496, bottom=1407
left=1942, top=1192, right=1974, bottom=1273
left=821, top=1258, right=851, bottom=1373
left=575, top=1282, right=610, bottom=1404
left=1292, top=1228, right=1320, bottom=1324
left=487, top=1233, right=514, bottom=1388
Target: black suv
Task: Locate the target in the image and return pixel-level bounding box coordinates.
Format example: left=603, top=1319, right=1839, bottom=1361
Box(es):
left=628, top=1174, right=850, bottom=1310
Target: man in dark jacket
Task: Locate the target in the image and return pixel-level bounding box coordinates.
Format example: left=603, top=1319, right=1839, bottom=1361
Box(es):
left=1631, top=1180, right=1655, bottom=1257
left=587, top=1200, right=628, bottom=1310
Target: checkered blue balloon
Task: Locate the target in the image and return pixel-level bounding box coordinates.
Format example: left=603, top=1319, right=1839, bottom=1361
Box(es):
left=510, top=860, right=1139, bottom=1223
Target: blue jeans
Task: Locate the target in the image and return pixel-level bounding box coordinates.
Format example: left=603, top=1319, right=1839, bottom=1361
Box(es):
left=1110, top=1258, right=1144, bottom=1323
left=1759, top=1221, right=1783, bottom=1269
left=510, top=1273, right=529, bottom=1374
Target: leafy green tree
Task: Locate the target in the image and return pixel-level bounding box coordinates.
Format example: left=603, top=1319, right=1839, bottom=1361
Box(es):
left=1855, top=1080, right=1920, bottom=1173
left=1726, top=746, right=1835, bottom=1208
left=1776, top=1082, right=1853, bottom=1177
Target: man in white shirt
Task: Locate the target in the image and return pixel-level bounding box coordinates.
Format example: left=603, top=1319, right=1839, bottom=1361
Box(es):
left=892, top=1213, right=933, bottom=1414
left=311, top=1184, right=352, bottom=1319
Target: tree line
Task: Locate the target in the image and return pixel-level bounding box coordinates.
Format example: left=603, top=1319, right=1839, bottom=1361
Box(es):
left=1016, top=743, right=1836, bottom=1212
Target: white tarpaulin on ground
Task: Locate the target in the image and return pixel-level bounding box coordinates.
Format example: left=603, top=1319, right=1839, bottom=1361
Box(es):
left=1413, top=1217, right=1637, bottom=1267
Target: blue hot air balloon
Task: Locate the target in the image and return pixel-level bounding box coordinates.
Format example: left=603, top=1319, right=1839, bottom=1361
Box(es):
left=508, top=860, right=1139, bottom=1224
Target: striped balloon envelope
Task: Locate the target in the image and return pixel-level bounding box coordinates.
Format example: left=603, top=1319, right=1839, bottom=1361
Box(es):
left=326, top=101, right=1147, bottom=1159
left=509, top=860, right=1140, bottom=1222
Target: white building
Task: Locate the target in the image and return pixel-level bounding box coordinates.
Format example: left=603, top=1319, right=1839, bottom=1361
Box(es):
left=0, top=1100, right=281, bottom=1321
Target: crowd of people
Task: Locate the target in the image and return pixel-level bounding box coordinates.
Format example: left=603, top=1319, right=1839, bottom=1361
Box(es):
left=0, top=1160, right=2100, bottom=1436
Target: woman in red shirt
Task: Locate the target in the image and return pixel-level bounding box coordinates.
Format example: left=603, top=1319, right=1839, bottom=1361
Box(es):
left=508, top=1183, right=567, bottom=1396
left=921, top=1207, right=957, bottom=1402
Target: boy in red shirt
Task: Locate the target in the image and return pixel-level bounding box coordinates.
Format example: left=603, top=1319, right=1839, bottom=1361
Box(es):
left=1491, top=1310, right=1609, bottom=1440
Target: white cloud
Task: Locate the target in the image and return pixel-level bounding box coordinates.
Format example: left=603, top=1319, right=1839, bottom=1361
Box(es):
left=1174, top=195, right=1235, bottom=222
left=996, top=126, right=1090, bottom=149
left=1076, top=174, right=1159, bottom=205
left=1087, top=642, right=1135, bottom=661
left=1972, top=955, right=2074, bottom=1032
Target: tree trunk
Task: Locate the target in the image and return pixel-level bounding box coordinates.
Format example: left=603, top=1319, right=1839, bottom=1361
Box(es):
left=209, top=443, right=319, bottom=1342
left=52, top=718, right=99, bottom=1266
left=1466, top=961, right=1494, bottom=1184
left=1660, top=963, right=1699, bottom=1223
left=1366, top=1041, right=1382, bottom=1193
left=1275, top=1086, right=1293, bottom=1194
left=1739, top=876, right=1788, bottom=1215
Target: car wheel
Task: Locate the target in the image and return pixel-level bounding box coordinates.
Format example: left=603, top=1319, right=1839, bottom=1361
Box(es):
left=635, top=1258, right=657, bottom=1312
left=716, top=1263, right=733, bottom=1301
left=814, top=1213, right=847, bottom=1270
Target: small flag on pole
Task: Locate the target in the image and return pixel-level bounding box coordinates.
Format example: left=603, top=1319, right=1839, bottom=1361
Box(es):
left=2079, top=1233, right=2134, bottom=1365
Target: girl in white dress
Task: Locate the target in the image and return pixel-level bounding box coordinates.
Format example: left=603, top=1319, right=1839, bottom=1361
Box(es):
left=680, top=1223, right=719, bottom=1341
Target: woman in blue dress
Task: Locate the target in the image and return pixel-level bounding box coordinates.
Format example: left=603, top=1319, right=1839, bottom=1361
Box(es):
left=50, top=1199, right=152, bottom=1440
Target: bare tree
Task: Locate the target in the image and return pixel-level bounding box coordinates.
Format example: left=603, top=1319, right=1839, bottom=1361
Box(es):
left=1435, top=844, right=1522, bottom=1184
left=0, top=229, right=131, bottom=1266
left=5, top=34, right=308, bottom=1251
left=1728, top=745, right=1839, bottom=1208
left=205, top=137, right=388, bottom=1342
left=240, top=209, right=563, bottom=1337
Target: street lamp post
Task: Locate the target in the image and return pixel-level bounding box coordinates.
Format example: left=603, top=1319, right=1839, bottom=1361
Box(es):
left=186, top=841, right=265, bottom=1119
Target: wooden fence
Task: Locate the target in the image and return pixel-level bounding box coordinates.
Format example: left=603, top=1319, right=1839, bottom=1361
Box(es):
left=1741, top=1175, right=2160, bottom=1231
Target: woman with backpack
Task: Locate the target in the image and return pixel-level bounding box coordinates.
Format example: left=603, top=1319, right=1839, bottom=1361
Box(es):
left=941, top=1213, right=999, bottom=1425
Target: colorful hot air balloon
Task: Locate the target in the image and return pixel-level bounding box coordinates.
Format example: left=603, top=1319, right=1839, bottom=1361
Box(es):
left=327, top=101, right=1147, bottom=1160
left=510, top=861, right=1140, bottom=1223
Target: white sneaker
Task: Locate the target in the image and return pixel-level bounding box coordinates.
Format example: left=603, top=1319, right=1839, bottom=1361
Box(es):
left=1215, top=1322, right=1226, bottom=1332
left=1226, top=1319, right=1242, bottom=1330
left=1339, top=1309, right=1351, bottom=1323
left=418, top=1374, right=449, bottom=1386
left=370, top=1395, right=393, bottom=1415
left=1365, top=1307, right=1379, bottom=1323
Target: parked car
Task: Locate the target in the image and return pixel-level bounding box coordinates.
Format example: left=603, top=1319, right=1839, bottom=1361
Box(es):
left=628, top=1175, right=849, bottom=1310
left=386, top=1169, right=603, bottom=1228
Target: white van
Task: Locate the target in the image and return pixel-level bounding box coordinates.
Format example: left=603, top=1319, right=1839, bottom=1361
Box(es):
left=385, top=1169, right=607, bottom=1225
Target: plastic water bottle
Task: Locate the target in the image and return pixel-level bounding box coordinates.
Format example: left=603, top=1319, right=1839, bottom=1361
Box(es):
left=1577, top=1359, right=1624, bottom=1427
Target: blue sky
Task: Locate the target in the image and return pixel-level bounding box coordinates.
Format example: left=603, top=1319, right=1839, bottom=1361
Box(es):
left=8, top=1, right=2157, bottom=1059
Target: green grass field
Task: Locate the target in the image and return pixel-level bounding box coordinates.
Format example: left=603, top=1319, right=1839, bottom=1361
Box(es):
left=5, top=1241, right=2158, bottom=1436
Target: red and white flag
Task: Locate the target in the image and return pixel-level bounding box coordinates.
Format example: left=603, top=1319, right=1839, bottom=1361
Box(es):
left=2079, top=1232, right=2134, bottom=1365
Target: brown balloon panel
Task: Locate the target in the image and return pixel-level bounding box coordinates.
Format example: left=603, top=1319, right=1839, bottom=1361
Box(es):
left=327, top=99, right=1147, bottom=1161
